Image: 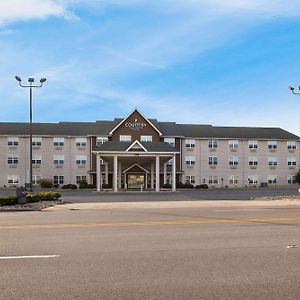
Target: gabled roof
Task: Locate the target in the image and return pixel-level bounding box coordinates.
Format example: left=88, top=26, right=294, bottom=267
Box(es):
left=108, top=108, right=162, bottom=136
left=126, top=140, right=147, bottom=152
left=123, top=164, right=149, bottom=173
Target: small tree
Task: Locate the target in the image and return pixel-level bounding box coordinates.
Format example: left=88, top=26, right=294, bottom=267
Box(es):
left=295, top=169, right=300, bottom=185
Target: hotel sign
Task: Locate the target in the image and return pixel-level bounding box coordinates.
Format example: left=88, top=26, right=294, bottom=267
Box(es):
left=124, top=119, right=147, bottom=131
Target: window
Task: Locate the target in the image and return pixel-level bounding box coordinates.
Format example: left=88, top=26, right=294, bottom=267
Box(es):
left=76, top=155, right=87, bottom=165
left=229, top=140, right=238, bottom=149
left=32, top=155, right=42, bottom=165
left=186, top=175, right=195, bottom=184
left=164, top=138, right=175, bottom=147
left=208, top=156, right=218, bottom=165
left=76, top=137, right=87, bottom=147
left=229, top=175, right=238, bottom=184
left=32, top=137, right=42, bottom=146
left=287, top=141, right=296, bottom=150
left=7, top=155, right=18, bottom=164
left=248, top=157, right=258, bottom=166
left=287, top=157, right=297, bottom=166
left=53, top=175, right=64, bottom=185
left=268, top=140, right=277, bottom=149
left=268, top=157, right=277, bottom=166
left=140, top=135, right=152, bottom=142
left=185, top=139, right=195, bottom=148
left=53, top=137, right=64, bottom=147
left=53, top=155, right=64, bottom=165
left=120, top=135, right=131, bottom=142
left=7, top=175, right=19, bottom=184
left=267, top=175, right=277, bottom=184
left=76, top=175, right=87, bottom=184
left=185, top=156, right=195, bottom=166
left=8, top=137, right=19, bottom=146
left=96, top=137, right=108, bottom=146
left=32, top=175, right=41, bottom=185
left=208, top=176, right=218, bottom=184
left=208, top=139, right=218, bottom=148
left=248, top=175, right=258, bottom=184
left=248, top=140, right=258, bottom=149
left=287, top=175, right=296, bottom=184
left=229, top=156, right=239, bottom=166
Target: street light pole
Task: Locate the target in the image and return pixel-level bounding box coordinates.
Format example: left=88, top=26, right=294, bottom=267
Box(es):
left=288, top=85, right=300, bottom=95
left=15, top=76, right=46, bottom=192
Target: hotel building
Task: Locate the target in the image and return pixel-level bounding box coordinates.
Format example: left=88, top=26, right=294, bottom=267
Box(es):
left=0, top=109, right=299, bottom=191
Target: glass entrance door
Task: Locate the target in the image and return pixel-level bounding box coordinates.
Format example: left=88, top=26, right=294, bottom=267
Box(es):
left=127, top=175, right=145, bottom=189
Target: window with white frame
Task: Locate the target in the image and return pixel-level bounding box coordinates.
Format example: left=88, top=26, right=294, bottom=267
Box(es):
left=287, top=141, right=296, bottom=150
left=248, top=140, right=258, bottom=149
left=53, top=175, right=64, bottom=185
left=248, top=157, right=258, bottom=166
left=8, top=137, right=19, bottom=146
left=208, top=156, right=218, bottom=165
left=287, top=157, right=297, bottom=166
left=164, top=138, right=175, bottom=147
left=32, top=137, right=42, bottom=146
left=76, top=155, right=87, bottom=165
left=229, top=140, right=238, bottom=149
left=287, top=175, right=296, bottom=184
left=32, top=155, right=42, bottom=165
left=53, top=137, right=64, bottom=147
left=268, top=157, right=277, bottom=166
left=140, top=135, right=152, bottom=142
left=186, top=175, right=195, bottom=184
left=208, top=139, right=218, bottom=148
left=32, top=175, right=41, bottom=185
left=120, top=135, right=131, bottom=142
left=208, top=176, right=218, bottom=184
left=267, top=175, right=277, bottom=184
left=76, top=175, right=87, bottom=184
left=7, top=155, right=18, bottom=164
left=53, top=155, right=64, bottom=165
left=229, top=156, right=239, bottom=166
left=268, top=140, right=277, bottom=149
left=229, top=175, right=238, bottom=184
left=185, top=156, right=195, bottom=166
left=7, top=175, right=19, bottom=184
left=96, top=137, right=108, bottom=146
left=185, top=139, right=195, bottom=148
left=248, top=175, right=258, bottom=184
left=75, top=137, right=87, bottom=147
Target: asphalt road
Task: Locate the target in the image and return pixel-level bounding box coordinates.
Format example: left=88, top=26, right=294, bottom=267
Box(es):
left=1, top=204, right=300, bottom=299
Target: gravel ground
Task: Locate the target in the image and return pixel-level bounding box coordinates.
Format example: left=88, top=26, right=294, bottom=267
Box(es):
left=0, top=199, right=63, bottom=211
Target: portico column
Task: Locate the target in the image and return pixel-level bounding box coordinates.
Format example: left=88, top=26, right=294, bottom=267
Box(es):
left=105, top=162, right=108, bottom=184
left=145, top=173, right=148, bottom=189
left=155, top=155, right=160, bottom=192
left=113, top=155, right=118, bottom=192
left=163, top=163, right=167, bottom=185
left=172, top=154, right=176, bottom=192
left=150, top=161, right=154, bottom=189
left=96, top=155, right=101, bottom=192
left=118, top=161, right=122, bottom=189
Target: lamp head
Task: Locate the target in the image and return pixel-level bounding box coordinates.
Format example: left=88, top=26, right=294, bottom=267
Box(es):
left=28, top=78, right=35, bottom=83
left=15, top=76, right=22, bottom=82
left=40, top=78, right=47, bottom=83
left=288, top=86, right=295, bottom=91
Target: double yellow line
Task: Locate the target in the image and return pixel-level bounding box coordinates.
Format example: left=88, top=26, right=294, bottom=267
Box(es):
left=1, top=217, right=300, bottom=230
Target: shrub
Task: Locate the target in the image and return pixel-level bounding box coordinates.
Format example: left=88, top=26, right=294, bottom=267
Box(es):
left=40, top=179, right=53, bottom=188
left=102, top=183, right=112, bottom=189
left=195, top=184, right=208, bottom=189
left=176, top=181, right=184, bottom=188
left=183, top=183, right=194, bottom=189
left=0, top=196, right=17, bottom=206
left=162, top=183, right=172, bottom=188
left=62, top=184, right=77, bottom=190
left=79, top=182, right=96, bottom=189
left=26, top=191, right=61, bottom=202
left=295, top=169, right=300, bottom=185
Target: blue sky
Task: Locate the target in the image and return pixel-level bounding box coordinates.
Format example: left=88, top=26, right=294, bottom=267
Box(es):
left=0, top=0, right=300, bottom=135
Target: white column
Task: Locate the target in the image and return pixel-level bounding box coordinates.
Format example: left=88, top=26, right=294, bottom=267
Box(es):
left=105, top=162, right=108, bottom=184
left=151, top=161, right=154, bottom=189
left=118, top=161, right=122, bottom=189
left=155, top=155, right=160, bottom=192
left=96, top=155, right=101, bottom=192
left=145, top=173, right=148, bottom=190
left=113, top=155, right=118, bottom=192
left=124, top=173, right=127, bottom=189
left=172, top=154, right=176, bottom=192
left=163, top=163, right=167, bottom=185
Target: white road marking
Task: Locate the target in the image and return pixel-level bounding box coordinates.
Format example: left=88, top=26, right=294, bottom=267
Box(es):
left=0, top=255, right=60, bottom=260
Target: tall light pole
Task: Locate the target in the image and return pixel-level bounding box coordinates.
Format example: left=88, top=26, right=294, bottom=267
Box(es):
left=288, top=85, right=300, bottom=95
left=15, top=76, right=46, bottom=192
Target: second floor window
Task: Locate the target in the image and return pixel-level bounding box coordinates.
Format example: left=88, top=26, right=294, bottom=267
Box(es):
left=76, top=155, right=87, bottom=165
left=248, top=157, right=258, bottom=166
left=268, top=157, right=277, bottom=166
left=229, top=156, right=239, bottom=166
left=32, top=155, right=42, bottom=165
left=185, top=156, right=195, bottom=166
left=164, top=138, right=175, bottom=147
left=53, top=155, right=64, bottom=165
left=96, top=137, right=108, bottom=146
left=208, top=156, right=218, bottom=165
left=140, top=135, right=152, bottom=142
left=8, top=156, right=18, bottom=164
left=120, top=135, right=131, bottom=142
left=287, top=157, right=297, bottom=166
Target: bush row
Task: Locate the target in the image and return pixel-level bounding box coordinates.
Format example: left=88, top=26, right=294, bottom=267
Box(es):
left=0, top=196, right=18, bottom=206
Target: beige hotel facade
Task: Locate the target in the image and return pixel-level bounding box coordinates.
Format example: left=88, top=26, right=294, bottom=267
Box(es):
left=0, top=109, right=299, bottom=192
